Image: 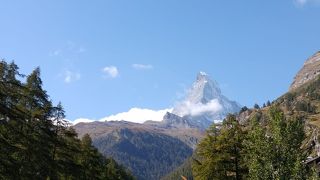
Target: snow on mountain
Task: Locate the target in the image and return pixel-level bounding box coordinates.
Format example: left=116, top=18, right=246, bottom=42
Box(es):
left=172, top=72, right=241, bottom=125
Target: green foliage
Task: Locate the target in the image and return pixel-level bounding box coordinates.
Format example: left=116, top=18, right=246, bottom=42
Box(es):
left=161, top=157, right=193, bottom=180
left=307, top=165, right=319, bottom=180
left=295, top=100, right=316, bottom=113
left=0, top=61, right=134, bottom=180
left=192, top=107, right=315, bottom=180
left=192, top=114, right=247, bottom=180
left=189, top=74, right=320, bottom=179
left=245, top=106, right=307, bottom=179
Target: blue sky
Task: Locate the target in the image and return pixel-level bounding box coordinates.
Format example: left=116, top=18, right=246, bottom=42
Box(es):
left=0, top=0, right=320, bottom=121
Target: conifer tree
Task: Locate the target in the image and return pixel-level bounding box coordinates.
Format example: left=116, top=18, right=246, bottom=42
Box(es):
left=193, top=114, right=247, bottom=180
left=0, top=61, right=134, bottom=179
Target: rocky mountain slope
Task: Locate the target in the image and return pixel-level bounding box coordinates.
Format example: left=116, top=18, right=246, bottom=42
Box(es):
left=290, top=51, right=320, bottom=91
left=172, top=72, right=241, bottom=129
left=239, top=51, right=320, bottom=161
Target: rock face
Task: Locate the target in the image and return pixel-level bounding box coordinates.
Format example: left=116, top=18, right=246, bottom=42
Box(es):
left=290, top=51, right=320, bottom=91
left=172, top=72, right=241, bottom=129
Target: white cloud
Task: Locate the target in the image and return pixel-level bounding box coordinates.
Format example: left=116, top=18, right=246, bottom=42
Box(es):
left=100, top=108, right=172, bottom=123
left=72, top=108, right=172, bottom=124
left=294, top=0, right=320, bottom=6
left=63, top=70, right=81, bottom=83
left=103, top=66, right=119, bottom=78
left=132, top=64, right=153, bottom=70
left=72, top=118, right=95, bottom=125
left=174, top=99, right=223, bottom=117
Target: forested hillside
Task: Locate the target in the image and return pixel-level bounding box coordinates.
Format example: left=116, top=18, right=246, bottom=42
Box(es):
left=75, top=121, right=193, bottom=180
left=0, top=61, right=134, bottom=179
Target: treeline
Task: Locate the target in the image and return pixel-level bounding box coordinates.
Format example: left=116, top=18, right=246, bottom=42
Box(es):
left=0, top=61, right=134, bottom=179
left=192, top=107, right=317, bottom=179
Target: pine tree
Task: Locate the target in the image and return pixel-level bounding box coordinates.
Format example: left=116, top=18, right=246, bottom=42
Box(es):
left=192, top=114, right=247, bottom=179
left=267, top=100, right=271, bottom=106
left=254, top=103, right=260, bottom=109
left=18, top=67, right=55, bottom=179
left=0, top=61, right=135, bottom=179
left=80, top=134, right=104, bottom=179
left=0, top=61, right=22, bottom=179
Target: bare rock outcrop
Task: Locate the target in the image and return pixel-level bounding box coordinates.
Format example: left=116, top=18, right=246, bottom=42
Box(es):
left=290, top=51, right=320, bottom=91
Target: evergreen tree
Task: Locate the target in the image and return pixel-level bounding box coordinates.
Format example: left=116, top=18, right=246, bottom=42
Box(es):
left=80, top=134, right=104, bottom=179
left=253, top=103, right=260, bottom=109
left=20, top=67, right=55, bottom=179
left=239, top=106, right=248, bottom=114
left=192, top=114, right=247, bottom=180
left=267, top=100, right=271, bottom=106
left=0, top=61, right=23, bottom=179
left=0, top=61, right=134, bottom=179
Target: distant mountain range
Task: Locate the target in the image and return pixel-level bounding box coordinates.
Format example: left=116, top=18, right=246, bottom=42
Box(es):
left=74, top=72, right=241, bottom=179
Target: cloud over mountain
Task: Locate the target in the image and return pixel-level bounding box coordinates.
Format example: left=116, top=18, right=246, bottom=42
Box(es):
left=72, top=108, right=172, bottom=124
left=174, top=99, right=222, bottom=117
left=100, top=107, right=172, bottom=123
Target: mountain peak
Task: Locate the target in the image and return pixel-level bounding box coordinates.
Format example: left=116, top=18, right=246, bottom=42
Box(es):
left=187, top=72, right=221, bottom=104
left=172, top=72, right=240, bottom=127
left=197, top=71, right=208, bottom=79
left=290, top=51, right=320, bottom=91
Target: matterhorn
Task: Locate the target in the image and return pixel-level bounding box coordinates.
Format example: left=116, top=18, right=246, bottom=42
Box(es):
left=164, top=72, right=241, bottom=129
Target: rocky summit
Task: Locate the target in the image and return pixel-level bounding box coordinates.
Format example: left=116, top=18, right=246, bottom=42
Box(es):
left=171, top=71, right=241, bottom=129
left=290, top=51, right=320, bottom=91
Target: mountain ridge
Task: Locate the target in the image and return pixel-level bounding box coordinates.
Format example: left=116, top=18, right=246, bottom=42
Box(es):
left=290, top=51, right=320, bottom=91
